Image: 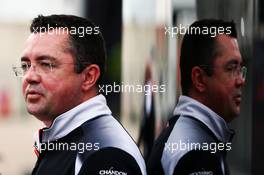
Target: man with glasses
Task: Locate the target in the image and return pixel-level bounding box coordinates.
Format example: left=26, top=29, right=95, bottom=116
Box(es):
left=13, top=14, right=146, bottom=175
left=147, top=19, right=246, bottom=175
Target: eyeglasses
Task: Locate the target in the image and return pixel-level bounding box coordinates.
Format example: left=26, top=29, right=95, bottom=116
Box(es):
left=199, top=65, right=247, bottom=80
left=12, top=61, right=90, bottom=77
left=234, top=66, right=247, bottom=80
left=12, top=61, right=54, bottom=77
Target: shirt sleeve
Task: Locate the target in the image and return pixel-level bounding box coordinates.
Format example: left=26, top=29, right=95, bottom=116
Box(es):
left=173, top=150, right=225, bottom=175
left=78, top=147, right=143, bottom=175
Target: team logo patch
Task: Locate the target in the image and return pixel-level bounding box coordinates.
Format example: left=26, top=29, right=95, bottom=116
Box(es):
left=189, top=171, right=213, bottom=175
left=99, top=167, right=127, bottom=175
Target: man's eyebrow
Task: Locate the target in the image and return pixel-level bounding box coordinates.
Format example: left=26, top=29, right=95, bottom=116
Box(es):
left=20, top=55, right=57, bottom=62
left=36, top=55, right=57, bottom=62
left=21, top=56, right=29, bottom=62
left=226, top=59, right=241, bottom=66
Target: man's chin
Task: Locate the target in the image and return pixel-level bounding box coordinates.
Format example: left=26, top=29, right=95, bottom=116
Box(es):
left=235, top=104, right=241, bottom=115
left=229, top=107, right=240, bottom=122
left=26, top=106, right=44, bottom=117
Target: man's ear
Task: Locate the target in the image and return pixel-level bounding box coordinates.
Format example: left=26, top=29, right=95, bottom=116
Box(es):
left=81, top=64, right=100, bottom=91
left=191, top=66, right=207, bottom=93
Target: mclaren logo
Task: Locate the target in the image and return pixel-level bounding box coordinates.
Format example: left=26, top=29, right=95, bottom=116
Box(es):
left=99, top=167, right=127, bottom=175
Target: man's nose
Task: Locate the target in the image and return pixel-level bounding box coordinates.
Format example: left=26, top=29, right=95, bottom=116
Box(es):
left=23, top=65, right=41, bottom=84
left=236, top=75, right=246, bottom=87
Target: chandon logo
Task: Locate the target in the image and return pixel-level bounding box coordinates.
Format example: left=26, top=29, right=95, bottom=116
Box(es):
left=99, top=167, right=127, bottom=175
left=190, top=171, right=213, bottom=175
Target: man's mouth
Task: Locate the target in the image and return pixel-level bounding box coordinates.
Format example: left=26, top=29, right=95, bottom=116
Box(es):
left=234, top=94, right=241, bottom=105
left=26, top=89, right=43, bottom=100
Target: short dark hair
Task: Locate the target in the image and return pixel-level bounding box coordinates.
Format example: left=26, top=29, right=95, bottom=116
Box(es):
left=30, top=14, right=106, bottom=84
left=180, top=19, right=237, bottom=95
